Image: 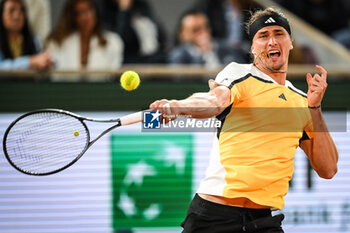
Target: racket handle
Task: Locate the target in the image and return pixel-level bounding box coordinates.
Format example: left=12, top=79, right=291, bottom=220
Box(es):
left=164, top=103, right=172, bottom=114
left=120, top=110, right=144, bottom=126
left=120, top=105, right=172, bottom=126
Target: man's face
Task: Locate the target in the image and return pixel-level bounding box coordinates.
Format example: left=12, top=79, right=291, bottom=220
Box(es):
left=179, top=14, right=211, bottom=49
left=251, top=25, right=293, bottom=72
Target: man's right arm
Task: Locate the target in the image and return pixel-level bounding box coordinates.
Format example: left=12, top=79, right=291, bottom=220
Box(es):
left=149, top=84, right=231, bottom=119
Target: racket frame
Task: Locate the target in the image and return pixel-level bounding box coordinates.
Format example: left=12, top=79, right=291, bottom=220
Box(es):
left=3, top=109, right=122, bottom=176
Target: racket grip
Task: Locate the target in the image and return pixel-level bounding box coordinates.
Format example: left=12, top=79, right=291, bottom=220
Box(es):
left=120, top=111, right=144, bottom=126
left=120, top=105, right=171, bottom=126
left=164, top=103, right=172, bottom=114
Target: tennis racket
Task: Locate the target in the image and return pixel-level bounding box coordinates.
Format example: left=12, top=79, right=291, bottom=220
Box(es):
left=2, top=109, right=144, bottom=176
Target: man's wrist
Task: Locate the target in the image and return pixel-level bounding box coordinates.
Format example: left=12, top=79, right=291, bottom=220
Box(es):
left=308, top=104, right=321, bottom=109
left=169, top=100, right=181, bottom=115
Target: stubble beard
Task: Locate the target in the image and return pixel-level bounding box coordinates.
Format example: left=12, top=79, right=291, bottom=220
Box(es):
left=263, top=57, right=287, bottom=73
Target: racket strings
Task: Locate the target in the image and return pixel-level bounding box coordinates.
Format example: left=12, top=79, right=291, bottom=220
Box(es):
left=4, top=112, right=89, bottom=175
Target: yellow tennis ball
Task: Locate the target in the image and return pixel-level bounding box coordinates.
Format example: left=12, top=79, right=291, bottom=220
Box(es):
left=120, top=70, right=140, bottom=91
left=73, top=131, right=80, bottom=137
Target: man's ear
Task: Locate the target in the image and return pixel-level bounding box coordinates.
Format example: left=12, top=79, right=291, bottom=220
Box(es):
left=289, top=37, right=294, bottom=50
left=251, top=45, right=256, bottom=56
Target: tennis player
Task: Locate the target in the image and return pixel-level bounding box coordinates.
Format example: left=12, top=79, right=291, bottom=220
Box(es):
left=150, top=7, right=338, bottom=233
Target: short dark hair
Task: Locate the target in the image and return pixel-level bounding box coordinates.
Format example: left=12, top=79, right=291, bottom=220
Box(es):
left=246, top=7, right=290, bottom=37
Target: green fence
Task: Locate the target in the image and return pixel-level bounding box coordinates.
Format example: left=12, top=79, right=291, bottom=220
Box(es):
left=0, top=77, right=349, bottom=112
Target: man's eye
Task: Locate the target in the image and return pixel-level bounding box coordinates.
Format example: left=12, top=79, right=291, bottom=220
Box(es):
left=260, top=35, right=267, bottom=38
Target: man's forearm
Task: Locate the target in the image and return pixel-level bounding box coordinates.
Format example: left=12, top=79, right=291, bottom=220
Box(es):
left=309, top=108, right=338, bottom=178
left=167, top=85, right=231, bottom=119
left=173, top=93, right=227, bottom=118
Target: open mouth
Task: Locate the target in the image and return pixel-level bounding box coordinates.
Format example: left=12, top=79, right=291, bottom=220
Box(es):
left=268, top=51, right=281, bottom=59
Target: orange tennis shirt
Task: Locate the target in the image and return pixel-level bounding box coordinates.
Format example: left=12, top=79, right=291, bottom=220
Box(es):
left=197, top=62, right=313, bottom=210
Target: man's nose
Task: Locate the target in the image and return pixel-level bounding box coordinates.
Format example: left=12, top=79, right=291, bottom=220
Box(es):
left=268, top=36, right=277, bottom=46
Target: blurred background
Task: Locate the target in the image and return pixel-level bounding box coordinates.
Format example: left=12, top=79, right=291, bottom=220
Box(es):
left=1, top=0, right=350, bottom=232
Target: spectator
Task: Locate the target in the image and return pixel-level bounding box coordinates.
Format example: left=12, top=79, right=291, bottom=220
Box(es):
left=99, top=0, right=167, bottom=64
left=193, top=0, right=259, bottom=52
left=23, top=0, right=51, bottom=44
left=46, top=0, right=123, bottom=73
left=0, top=0, right=51, bottom=70
left=169, top=10, right=248, bottom=68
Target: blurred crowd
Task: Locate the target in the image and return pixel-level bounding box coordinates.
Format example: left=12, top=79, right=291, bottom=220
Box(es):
left=1, top=0, right=350, bottom=74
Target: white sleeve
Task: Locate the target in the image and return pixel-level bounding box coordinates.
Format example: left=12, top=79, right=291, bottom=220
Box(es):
left=214, top=62, right=250, bottom=88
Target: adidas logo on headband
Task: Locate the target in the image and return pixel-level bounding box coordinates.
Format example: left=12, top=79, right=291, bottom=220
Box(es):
left=265, top=17, right=276, bottom=24
left=249, top=14, right=291, bottom=41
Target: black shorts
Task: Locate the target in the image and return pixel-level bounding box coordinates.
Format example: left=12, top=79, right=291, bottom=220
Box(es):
left=181, top=194, right=284, bottom=233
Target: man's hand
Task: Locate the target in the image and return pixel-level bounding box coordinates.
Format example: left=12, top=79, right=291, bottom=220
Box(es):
left=149, top=99, right=179, bottom=124
left=306, top=65, right=328, bottom=107
left=195, top=32, right=212, bottom=53
left=303, top=65, right=338, bottom=179
left=149, top=84, right=231, bottom=123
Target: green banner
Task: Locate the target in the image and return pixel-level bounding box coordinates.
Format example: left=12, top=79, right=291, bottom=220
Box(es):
left=111, top=133, right=193, bottom=230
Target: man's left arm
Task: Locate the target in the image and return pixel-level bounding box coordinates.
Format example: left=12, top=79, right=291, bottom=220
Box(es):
left=300, top=65, right=338, bottom=179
